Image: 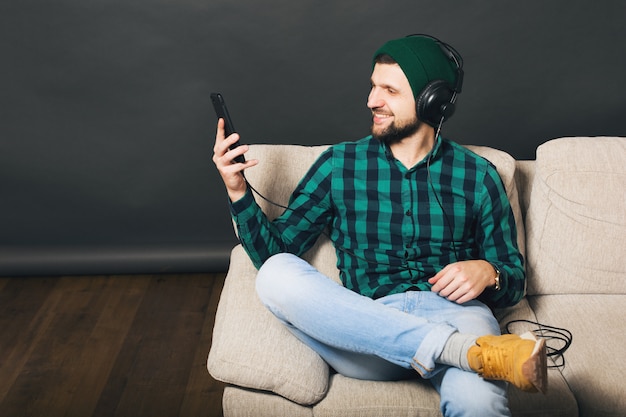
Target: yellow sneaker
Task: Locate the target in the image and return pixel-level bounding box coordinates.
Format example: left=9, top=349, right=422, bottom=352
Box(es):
left=467, top=332, right=548, bottom=393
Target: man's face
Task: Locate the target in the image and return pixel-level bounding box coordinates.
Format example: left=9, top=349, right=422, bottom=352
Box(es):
left=367, top=63, right=421, bottom=144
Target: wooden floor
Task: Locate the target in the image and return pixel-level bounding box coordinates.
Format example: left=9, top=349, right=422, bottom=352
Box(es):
left=0, top=272, right=227, bottom=417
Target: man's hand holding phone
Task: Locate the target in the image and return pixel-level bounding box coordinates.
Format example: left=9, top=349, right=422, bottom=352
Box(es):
left=211, top=93, right=258, bottom=202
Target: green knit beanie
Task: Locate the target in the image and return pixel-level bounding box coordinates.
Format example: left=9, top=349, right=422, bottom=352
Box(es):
left=373, top=35, right=458, bottom=99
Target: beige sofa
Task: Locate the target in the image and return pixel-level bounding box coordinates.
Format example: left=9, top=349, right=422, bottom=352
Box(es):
left=208, top=137, right=626, bottom=417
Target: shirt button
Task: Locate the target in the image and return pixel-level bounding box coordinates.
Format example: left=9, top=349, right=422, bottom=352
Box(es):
left=405, top=209, right=412, bottom=216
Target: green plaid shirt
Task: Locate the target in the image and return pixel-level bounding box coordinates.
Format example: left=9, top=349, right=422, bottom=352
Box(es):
left=231, top=136, right=525, bottom=308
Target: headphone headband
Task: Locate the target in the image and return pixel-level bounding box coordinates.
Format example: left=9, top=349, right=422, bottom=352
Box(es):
left=405, top=34, right=464, bottom=127
left=406, top=33, right=464, bottom=95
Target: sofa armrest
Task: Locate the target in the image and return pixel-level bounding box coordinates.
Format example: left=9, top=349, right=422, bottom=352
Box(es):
left=207, top=245, right=330, bottom=405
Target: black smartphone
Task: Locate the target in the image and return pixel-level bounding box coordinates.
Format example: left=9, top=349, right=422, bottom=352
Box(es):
left=211, top=92, right=245, bottom=163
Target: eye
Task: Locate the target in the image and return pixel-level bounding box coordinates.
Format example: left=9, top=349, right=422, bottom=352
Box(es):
left=386, top=87, right=397, bottom=95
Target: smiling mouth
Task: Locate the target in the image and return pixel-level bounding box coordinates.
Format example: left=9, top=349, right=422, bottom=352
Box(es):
left=372, top=110, right=393, bottom=124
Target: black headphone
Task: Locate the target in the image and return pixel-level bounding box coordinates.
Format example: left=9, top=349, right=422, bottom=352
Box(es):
left=408, top=34, right=464, bottom=128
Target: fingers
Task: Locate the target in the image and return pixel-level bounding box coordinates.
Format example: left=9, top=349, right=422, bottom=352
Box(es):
left=430, top=265, right=468, bottom=301
left=215, top=117, right=226, bottom=140
left=214, top=119, right=236, bottom=156
left=212, top=118, right=258, bottom=201
left=429, top=261, right=487, bottom=304
left=213, top=138, right=247, bottom=167
left=213, top=118, right=249, bottom=167
left=428, top=264, right=452, bottom=291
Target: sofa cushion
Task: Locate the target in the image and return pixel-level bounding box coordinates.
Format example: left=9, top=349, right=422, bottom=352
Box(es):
left=207, top=245, right=330, bottom=405
left=239, top=144, right=331, bottom=222
left=313, top=372, right=577, bottom=417
left=244, top=143, right=525, bottom=261
left=241, top=143, right=525, bottom=280
left=465, top=145, right=526, bottom=258
left=313, top=374, right=442, bottom=417
left=529, top=294, right=626, bottom=417
left=222, top=386, right=314, bottom=417
left=525, top=137, right=626, bottom=295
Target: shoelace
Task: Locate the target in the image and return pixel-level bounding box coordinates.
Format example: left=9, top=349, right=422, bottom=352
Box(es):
left=479, top=336, right=516, bottom=378
left=475, top=334, right=540, bottom=392
left=504, top=319, right=573, bottom=368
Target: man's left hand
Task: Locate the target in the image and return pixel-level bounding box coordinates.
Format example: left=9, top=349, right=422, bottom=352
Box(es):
left=428, top=260, right=496, bottom=304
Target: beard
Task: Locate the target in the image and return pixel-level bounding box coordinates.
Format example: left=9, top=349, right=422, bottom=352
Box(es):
left=371, top=114, right=422, bottom=145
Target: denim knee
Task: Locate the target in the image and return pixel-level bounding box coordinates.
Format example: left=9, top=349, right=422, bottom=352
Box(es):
left=255, top=253, right=308, bottom=308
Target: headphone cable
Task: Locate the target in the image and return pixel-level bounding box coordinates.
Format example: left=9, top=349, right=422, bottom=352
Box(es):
left=504, top=319, right=573, bottom=368
left=241, top=171, right=427, bottom=274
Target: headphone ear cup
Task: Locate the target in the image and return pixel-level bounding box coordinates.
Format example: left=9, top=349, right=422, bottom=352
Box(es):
left=416, top=80, right=456, bottom=127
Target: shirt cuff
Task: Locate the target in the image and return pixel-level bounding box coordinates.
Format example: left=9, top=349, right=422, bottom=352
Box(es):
left=229, top=187, right=257, bottom=221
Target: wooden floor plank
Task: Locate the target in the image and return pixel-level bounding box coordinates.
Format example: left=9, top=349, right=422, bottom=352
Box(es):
left=2, top=276, right=119, bottom=416
left=179, top=273, right=226, bottom=417
left=0, top=277, right=10, bottom=292
left=0, top=276, right=65, bottom=405
left=63, top=275, right=152, bottom=416
left=93, top=273, right=222, bottom=417
left=0, top=273, right=226, bottom=417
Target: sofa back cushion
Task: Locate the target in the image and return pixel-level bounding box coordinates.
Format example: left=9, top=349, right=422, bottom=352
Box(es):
left=525, top=137, right=626, bottom=295
left=243, top=144, right=331, bottom=221
left=465, top=145, right=526, bottom=259
left=242, top=144, right=342, bottom=282
left=242, top=143, right=524, bottom=281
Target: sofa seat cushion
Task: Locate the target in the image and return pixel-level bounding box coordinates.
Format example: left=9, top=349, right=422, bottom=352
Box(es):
left=222, top=371, right=577, bottom=417
left=313, top=374, right=442, bottom=417
left=529, top=294, right=626, bottom=417
left=312, top=372, right=576, bottom=417
left=223, top=386, right=314, bottom=417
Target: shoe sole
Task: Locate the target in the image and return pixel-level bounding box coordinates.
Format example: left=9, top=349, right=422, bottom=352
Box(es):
left=520, top=336, right=548, bottom=394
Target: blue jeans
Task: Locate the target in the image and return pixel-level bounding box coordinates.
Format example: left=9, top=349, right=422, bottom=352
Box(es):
left=256, top=253, right=511, bottom=417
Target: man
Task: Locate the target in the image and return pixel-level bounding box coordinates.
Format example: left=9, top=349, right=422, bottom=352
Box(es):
left=213, top=35, right=547, bottom=416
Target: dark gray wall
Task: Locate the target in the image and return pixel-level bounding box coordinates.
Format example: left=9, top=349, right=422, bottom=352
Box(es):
left=2, top=1, right=625, bottom=276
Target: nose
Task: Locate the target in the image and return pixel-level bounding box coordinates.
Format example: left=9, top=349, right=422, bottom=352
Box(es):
left=367, top=87, right=383, bottom=109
